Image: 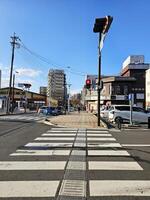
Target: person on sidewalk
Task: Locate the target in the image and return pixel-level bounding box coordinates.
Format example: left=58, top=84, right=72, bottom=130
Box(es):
left=78, top=106, right=81, bottom=113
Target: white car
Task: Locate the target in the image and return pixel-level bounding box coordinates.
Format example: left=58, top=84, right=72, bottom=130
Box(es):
left=100, top=107, right=110, bottom=118
left=108, top=105, right=150, bottom=123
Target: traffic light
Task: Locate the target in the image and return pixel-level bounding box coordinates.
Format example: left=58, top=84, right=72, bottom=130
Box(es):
left=86, top=79, right=91, bottom=89
left=93, top=16, right=113, bottom=33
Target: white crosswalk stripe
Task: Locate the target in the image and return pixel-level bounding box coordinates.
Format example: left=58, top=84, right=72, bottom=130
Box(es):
left=0, top=127, right=148, bottom=198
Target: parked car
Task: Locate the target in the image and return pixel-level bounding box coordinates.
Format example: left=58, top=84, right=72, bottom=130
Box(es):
left=38, top=106, right=58, bottom=116
left=100, top=107, right=111, bottom=118
left=38, top=106, right=48, bottom=114
left=108, top=105, right=150, bottom=124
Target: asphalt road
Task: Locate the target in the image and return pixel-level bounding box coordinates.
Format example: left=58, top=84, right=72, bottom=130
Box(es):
left=0, top=119, right=150, bottom=200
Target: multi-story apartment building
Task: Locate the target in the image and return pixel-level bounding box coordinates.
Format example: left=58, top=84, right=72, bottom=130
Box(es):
left=47, top=69, right=66, bottom=106
left=39, top=86, right=47, bottom=96
left=146, top=68, right=150, bottom=109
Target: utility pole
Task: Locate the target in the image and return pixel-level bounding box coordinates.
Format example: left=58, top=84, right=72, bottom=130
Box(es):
left=67, top=84, right=71, bottom=113
left=7, top=33, right=20, bottom=113
left=64, top=74, right=67, bottom=114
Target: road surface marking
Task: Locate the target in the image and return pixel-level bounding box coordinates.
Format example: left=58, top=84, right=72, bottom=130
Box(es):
left=0, top=161, right=66, bottom=170
left=88, top=143, right=122, bottom=147
left=88, top=150, right=130, bottom=156
left=10, top=149, right=70, bottom=156
left=0, top=181, right=59, bottom=197
left=71, top=150, right=86, bottom=156
left=74, top=142, right=86, bottom=147
left=25, top=142, right=73, bottom=147
left=67, top=161, right=86, bottom=170
left=90, top=180, right=150, bottom=196
left=59, top=180, right=86, bottom=197
left=122, top=144, right=150, bottom=147
left=87, top=134, right=112, bottom=136
left=88, top=137, right=116, bottom=141
left=87, top=130, right=108, bottom=133
left=89, top=161, right=143, bottom=170
left=42, top=133, right=76, bottom=136
left=35, top=137, right=74, bottom=141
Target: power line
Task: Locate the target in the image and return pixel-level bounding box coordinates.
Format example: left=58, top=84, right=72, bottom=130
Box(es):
left=19, top=40, right=87, bottom=76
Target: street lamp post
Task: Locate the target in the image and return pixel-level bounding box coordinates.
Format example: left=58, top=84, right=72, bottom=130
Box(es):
left=93, top=16, right=113, bottom=126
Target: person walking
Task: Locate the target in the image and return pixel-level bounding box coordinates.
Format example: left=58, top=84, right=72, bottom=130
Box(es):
left=78, top=106, right=81, bottom=113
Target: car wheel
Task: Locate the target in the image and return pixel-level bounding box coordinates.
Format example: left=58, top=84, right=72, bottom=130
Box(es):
left=115, top=117, right=122, bottom=123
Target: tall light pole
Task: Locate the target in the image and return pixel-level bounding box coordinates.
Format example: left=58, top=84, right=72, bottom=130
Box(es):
left=67, top=83, right=71, bottom=113
left=7, top=33, right=20, bottom=113
left=93, top=16, right=113, bottom=126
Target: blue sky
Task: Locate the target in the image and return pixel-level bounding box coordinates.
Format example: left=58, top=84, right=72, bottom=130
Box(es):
left=0, top=0, right=150, bottom=94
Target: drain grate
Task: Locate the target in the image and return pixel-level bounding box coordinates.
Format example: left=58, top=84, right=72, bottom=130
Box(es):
left=71, top=150, right=86, bottom=156
left=67, top=161, right=86, bottom=170
left=59, top=180, right=86, bottom=197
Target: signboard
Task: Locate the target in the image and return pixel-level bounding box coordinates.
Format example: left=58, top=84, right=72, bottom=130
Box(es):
left=18, top=83, right=32, bottom=88
left=128, top=94, right=134, bottom=101
left=18, top=83, right=25, bottom=88
left=136, top=93, right=144, bottom=100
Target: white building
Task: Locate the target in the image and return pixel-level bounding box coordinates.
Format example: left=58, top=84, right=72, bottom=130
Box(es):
left=146, top=68, right=150, bottom=109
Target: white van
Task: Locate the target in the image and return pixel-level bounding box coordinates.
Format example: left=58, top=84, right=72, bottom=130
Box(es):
left=108, top=105, right=150, bottom=123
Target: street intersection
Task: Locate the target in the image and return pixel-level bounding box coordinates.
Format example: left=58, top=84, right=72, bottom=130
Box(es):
left=0, top=117, right=150, bottom=199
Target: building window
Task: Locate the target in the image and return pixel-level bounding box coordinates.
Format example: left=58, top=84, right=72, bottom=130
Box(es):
left=112, top=86, right=115, bottom=95
left=124, top=85, right=128, bottom=95
left=116, top=86, right=121, bottom=95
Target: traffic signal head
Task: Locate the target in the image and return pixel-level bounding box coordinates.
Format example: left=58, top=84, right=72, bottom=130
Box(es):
left=86, top=79, right=91, bottom=89
left=93, top=16, right=113, bottom=33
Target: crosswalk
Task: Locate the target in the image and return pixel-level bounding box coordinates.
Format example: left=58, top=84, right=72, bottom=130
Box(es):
left=0, top=113, right=46, bottom=122
left=0, top=127, right=149, bottom=199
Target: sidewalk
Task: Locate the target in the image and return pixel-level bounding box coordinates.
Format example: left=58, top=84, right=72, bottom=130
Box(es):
left=46, top=111, right=105, bottom=128
left=0, top=109, right=36, bottom=116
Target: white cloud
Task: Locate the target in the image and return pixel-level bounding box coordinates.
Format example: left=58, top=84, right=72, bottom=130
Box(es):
left=15, top=67, right=42, bottom=77
left=70, top=89, right=81, bottom=95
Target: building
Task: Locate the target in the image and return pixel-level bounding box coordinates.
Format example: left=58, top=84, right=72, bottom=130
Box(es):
left=82, top=55, right=150, bottom=110
left=39, top=86, right=47, bottom=96
left=120, top=55, right=149, bottom=108
left=0, top=87, right=47, bottom=112
left=146, top=68, right=150, bottom=109
left=0, top=70, right=1, bottom=88
left=47, top=69, right=66, bottom=106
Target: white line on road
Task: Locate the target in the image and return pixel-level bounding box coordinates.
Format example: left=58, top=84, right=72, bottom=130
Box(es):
left=0, top=161, right=66, bottom=170
left=35, top=137, right=74, bottom=141
left=90, top=180, right=150, bottom=196
left=89, top=161, right=143, bottom=170
left=25, top=142, right=73, bottom=147
left=42, top=133, right=76, bottom=136
left=122, top=144, right=150, bottom=147
left=88, top=143, right=122, bottom=147
left=0, top=181, right=59, bottom=197
left=10, top=149, right=71, bottom=156
left=88, top=137, right=116, bottom=141
left=88, top=150, right=130, bottom=156
left=87, top=131, right=108, bottom=133
left=87, top=134, right=112, bottom=136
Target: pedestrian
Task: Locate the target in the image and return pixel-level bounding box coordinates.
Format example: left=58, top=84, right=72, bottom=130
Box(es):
left=78, top=106, right=81, bottom=113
